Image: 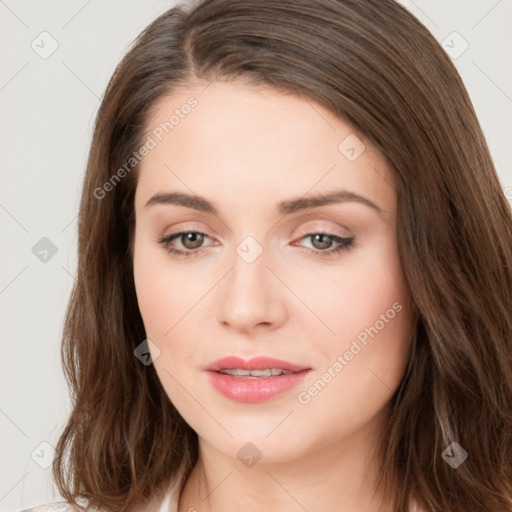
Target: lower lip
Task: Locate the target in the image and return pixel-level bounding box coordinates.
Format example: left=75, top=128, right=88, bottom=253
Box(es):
left=206, top=370, right=310, bottom=403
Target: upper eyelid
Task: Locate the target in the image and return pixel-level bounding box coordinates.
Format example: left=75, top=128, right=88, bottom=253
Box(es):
left=162, top=220, right=351, bottom=240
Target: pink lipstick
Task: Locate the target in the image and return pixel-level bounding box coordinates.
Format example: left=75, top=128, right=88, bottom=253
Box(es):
left=204, top=356, right=311, bottom=403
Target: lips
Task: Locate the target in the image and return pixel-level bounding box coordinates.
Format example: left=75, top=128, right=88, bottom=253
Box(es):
left=204, top=356, right=310, bottom=373
left=204, top=356, right=311, bottom=403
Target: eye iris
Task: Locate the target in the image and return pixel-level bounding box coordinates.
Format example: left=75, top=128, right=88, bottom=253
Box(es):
left=182, top=232, right=204, bottom=249
left=311, top=234, right=332, bottom=250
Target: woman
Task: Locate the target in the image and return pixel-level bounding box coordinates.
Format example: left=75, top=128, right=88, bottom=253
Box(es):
left=20, top=0, right=512, bottom=511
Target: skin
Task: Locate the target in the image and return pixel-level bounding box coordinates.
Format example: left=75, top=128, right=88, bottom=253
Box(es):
left=132, top=79, right=416, bottom=512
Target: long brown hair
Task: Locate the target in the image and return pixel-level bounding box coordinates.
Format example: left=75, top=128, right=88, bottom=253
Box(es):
left=52, top=1, right=512, bottom=511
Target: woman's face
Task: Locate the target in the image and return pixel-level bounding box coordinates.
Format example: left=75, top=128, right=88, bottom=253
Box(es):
left=133, top=79, right=414, bottom=464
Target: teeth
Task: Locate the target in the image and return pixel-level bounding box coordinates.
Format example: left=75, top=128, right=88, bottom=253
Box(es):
left=219, top=368, right=294, bottom=378
left=250, top=369, right=272, bottom=377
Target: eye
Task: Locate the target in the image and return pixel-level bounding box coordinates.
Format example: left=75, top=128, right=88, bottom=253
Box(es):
left=293, top=232, right=354, bottom=257
left=157, top=231, right=354, bottom=259
left=157, top=231, right=212, bottom=258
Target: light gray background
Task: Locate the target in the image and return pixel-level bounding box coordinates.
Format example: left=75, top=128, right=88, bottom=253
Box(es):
left=1, top=1, right=511, bottom=510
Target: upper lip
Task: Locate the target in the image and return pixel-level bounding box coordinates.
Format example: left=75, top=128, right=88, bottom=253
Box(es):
left=204, top=356, right=310, bottom=373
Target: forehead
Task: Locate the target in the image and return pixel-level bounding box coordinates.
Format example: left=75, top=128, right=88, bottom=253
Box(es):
left=135, top=79, right=395, bottom=215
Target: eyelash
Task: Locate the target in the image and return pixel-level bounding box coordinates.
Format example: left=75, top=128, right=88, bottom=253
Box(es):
left=157, top=231, right=354, bottom=259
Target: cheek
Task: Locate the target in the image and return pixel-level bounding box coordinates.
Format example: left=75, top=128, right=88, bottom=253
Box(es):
left=310, top=236, right=410, bottom=344
left=132, top=236, right=185, bottom=343
left=133, top=247, right=166, bottom=334
left=296, top=275, right=412, bottom=432
left=326, top=244, right=412, bottom=389
left=133, top=245, right=201, bottom=402
left=133, top=237, right=202, bottom=338
left=304, top=238, right=413, bottom=407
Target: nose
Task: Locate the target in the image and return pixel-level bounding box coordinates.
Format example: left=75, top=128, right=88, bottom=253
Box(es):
left=216, top=242, right=288, bottom=334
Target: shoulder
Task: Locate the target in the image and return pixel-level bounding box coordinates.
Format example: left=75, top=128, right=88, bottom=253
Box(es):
left=16, top=480, right=181, bottom=512
left=18, top=502, right=84, bottom=512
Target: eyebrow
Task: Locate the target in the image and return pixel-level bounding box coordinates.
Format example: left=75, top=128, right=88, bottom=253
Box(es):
left=144, top=189, right=385, bottom=217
